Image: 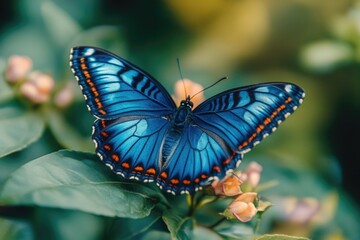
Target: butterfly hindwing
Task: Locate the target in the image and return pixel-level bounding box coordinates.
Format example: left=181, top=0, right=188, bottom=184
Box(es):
left=156, top=124, right=242, bottom=194
left=70, top=47, right=176, bottom=119
left=191, top=83, right=305, bottom=154
left=93, top=116, right=171, bottom=181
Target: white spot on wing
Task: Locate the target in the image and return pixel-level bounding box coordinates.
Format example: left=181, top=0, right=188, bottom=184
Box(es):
left=285, top=84, right=292, bottom=93
left=97, top=152, right=103, bottom=160
left=236, top=159, right=242, bottom=167
left=272, top=127, right=277, bottom=132
left=285, top=112, right=291, bottom=118
left=263, top=133, right=269, bottom=139
left=84, top=48, right=95, bottom=56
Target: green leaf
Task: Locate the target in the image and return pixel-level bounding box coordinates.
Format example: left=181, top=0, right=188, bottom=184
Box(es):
left=41, top=1, right=81, bottom=47
left=107, top=210, right=161, bottom=240
left=255, top=234, right=310, bottom=240
left=33, top=208, right=105, bottom=240
left=162, top=209, right=193, bottom=240
left=46, top=109, right=93, bottom=151
left=193, top=225, right=222, bottom=240
left=0, top=59, right=14, bottom=103
left=70, top=26, right=126, bottom=55
left=217, top=224, right=254, bottom=240
left=0, top=150, right=157, bottom=218
left=0, top=110, right=45, bottom=158
left=0, top=218, right=34, bottom=240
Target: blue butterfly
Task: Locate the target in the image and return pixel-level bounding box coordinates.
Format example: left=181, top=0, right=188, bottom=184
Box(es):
left=70, top=47, right=305, bottom=195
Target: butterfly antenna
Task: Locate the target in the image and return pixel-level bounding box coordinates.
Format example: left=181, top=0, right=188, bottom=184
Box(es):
left=190, top=76, right=228, bottom=100
left=177, top=58, right=187, bottom=98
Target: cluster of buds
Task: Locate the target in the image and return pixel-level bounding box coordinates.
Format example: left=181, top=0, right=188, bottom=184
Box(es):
left=4, top=55, right=74, bottom=107
left=211, top=161, right=269, bottom=222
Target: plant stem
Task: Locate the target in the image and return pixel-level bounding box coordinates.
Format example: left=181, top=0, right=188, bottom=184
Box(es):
left=208, top=217, right=227, bottom=229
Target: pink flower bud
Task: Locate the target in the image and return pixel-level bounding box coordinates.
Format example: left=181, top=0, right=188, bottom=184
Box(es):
left=5, top=55, right=32, bottom=82
left=228, top=192, right=258, bottom=222
left=245, top=161, right=262, bottom=188
left=173, top=79, right=204, bottom=107
left=19, top=82, right=49, bottom=104
left=27, top=71, right=54, bottom=94
left=211, top=175, right=242, bottom=196
left=54, top=83, right=75, bottom=108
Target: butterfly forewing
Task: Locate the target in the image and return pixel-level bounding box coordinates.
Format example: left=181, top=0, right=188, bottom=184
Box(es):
left=70, top=47, right=176, bottom=119
left=191, top=83, right=305, bottom=154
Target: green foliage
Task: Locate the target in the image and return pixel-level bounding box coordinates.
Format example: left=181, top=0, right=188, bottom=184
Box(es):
left=0, top=150, right=156, bottom=218
left=0, top=0, right=359, bottom=239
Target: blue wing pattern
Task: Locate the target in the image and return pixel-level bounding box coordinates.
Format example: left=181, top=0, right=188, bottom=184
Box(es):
left=70, top=46, right=305, bottom=195
left=156, top=124, right=242, bottom=194
left=70, top=47, right=176, bottom=119
left=191, top=83, right=305, bottom=155
left=93, top=116, right=171, bottom=181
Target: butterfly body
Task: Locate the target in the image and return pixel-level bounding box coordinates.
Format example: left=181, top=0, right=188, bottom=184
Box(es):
left=70, top=46, right=305, bottom=195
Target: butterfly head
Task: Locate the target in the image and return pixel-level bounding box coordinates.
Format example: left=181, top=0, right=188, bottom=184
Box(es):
left=180, top=96, right=193, bottom=109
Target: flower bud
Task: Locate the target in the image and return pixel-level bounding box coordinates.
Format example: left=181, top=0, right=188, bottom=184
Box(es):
left=5, top=55, right=32, bottom=82
left=173, top=79, right=204, bottom=107
left=54, top=82, right=75, bottom=108
left=211, top=175, right=242, bottom=196
left=227, top=192, right=258, bottom=222
left=19, top=82, right=48, bottom=103
left=27, top=71, right=54, bottom=94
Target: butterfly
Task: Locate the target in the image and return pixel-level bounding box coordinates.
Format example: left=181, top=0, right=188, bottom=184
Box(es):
left=70, top=46, right=305, bottom=195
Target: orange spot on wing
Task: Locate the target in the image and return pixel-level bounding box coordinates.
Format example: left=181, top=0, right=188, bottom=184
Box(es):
left=104, top=145, right=111, bottom=151
left=170, top=179, right=179, bottom=185
left=101, top=120, right=106, bottom=128
left=98, top=109, right=106, bottom=115
left=80, top=63, right=87, bottom=70
left=194, top=178, right=200, bottom=183
left=86, top=79, right=94, bottom=87
left=201, top=174, right=208, bottom=179
left=271, top=111, right=277, bottom=118
left=182, top=179, right=191, bottom=185
left=146, top=168, right=156, bottom=175
left=112, top=154, right=120, bottom=162
left=121, top=162, right=130, bottom=168
left=277, top=105, right=285, bottom=112
left=213, top=166, right=221, bottom=173
left=223, top=158, right=231, bottom=165
left=134, top=166, right=144, bottom=172
left=285, top=97, right=292, bottom=103
left=101, top=132, right=108, bottom=137
left=256, top=124, right=264, bottom=133
left=238, top=141, right=248, bottom=150
left=160, top=172, right=168, bottom=179
left=248, top=133, right=257, bottom=142
left=264, top=117, right=271, bottom=125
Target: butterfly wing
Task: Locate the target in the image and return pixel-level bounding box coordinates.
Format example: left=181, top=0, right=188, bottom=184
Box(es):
left=93, top=116, right=171, bottom=181
left=191, top=82, right=305, bottom=155
left=70, top=46, right=176, bottom=185
left=70, top=46, right=176, bottom=119
left=156, top=123, right=242, bottom=194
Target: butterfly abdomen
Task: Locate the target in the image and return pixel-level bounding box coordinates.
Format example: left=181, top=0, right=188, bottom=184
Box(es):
left=161, top=128, right=182, bottom=166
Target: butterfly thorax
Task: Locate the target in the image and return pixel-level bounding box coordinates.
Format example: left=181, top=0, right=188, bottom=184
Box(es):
left=160, top=96, right=193, bottom=166
left=173, top=96, right=193, bottom=126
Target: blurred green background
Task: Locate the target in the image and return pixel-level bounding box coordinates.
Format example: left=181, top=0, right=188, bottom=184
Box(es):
left=0, top=0, right=359, bottom=239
